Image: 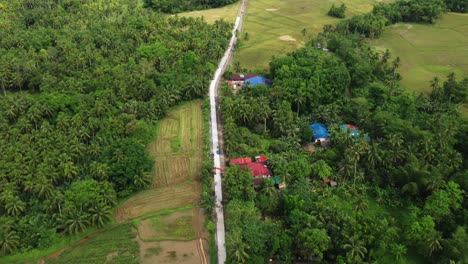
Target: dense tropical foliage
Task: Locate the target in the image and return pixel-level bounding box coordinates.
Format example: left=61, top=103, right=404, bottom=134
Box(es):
left=0, top=0, right=231, bottom=256
left=144, top=0, right=239, bottom=14
left=444, top=0, right=468, bottom=12
left=221, top=0, right=467, bottom=263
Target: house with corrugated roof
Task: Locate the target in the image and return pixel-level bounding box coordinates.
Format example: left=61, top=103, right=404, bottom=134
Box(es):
left=228, top=73, right=271, bottom=88
left=310, top=122, right=330, bottom=146
left=229, top=155, right=272, bottom=186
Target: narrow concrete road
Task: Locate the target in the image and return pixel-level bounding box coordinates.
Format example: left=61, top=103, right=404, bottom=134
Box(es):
left=209, top=1, right=247, bottom=263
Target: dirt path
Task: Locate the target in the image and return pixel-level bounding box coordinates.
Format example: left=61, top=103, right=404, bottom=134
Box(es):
left=193, top=207, right=208, bottom=264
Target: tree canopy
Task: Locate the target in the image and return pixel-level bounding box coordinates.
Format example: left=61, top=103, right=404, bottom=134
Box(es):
left=0, top=0, right=232, bottom=256
left=221, top=0, right=467, bottom=262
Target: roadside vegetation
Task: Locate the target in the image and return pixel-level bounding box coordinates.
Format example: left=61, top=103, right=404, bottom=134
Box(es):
left=0, top=0, right=230, bottom=259
left=222, top=0, right=467, bottom=263
left=144, top=0, right=239, bottom=14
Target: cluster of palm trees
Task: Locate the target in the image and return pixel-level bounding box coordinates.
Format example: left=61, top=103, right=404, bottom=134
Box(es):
left=0, top=0, right=235, bottom=256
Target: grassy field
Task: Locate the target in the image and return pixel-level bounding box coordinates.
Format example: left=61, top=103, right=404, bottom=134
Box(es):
left=235, top=0, right=393, bottom=70
left=178, top=1, right=241, bottom=24
left=371, top=12, right=468, bottom=93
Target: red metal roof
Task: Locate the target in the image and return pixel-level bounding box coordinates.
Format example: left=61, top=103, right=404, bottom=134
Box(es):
left=229, top=157, right=252, bottom=165
left=255, top=155, right=268, bottom=162
left=245, top=162, right=272, bottom=176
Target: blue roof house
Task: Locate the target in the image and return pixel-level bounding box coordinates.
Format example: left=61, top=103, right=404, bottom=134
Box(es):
left=310, top=123, right=330, bottom=146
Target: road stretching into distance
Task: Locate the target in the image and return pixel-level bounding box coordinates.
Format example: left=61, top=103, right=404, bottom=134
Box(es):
left=209, top=0, right=247, bottom=263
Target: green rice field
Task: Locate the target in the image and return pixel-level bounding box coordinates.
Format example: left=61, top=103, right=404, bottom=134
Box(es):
left=236, top=0, right=393, bottom=70
left=371, top=12, right=468, bottom=93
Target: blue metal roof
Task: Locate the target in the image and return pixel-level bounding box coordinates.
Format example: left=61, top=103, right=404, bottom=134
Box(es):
left=245, top=76, right=271, bottom=86
left=310, top=123, right=330, bottom=140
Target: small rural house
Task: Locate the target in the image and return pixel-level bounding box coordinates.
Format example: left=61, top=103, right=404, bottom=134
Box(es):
left=229, top=155, right=272, bottom=186
left=310, top=122, right=330, bottom=146
left=340, top=124, right=360, bottom=137
left=228, top=74, right=271, bottom=88
left=340, top=124, right=371, bottom=141
left=323, top=176, right=338, bottom=187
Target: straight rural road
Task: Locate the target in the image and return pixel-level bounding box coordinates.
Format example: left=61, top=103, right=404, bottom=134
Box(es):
left=209, top=0, right=247, bottom=263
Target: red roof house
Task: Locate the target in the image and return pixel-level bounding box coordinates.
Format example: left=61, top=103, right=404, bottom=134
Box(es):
left=229, top=157, right=252, bottom=165
left=245, top=162, right=272, bottom=177
left=229, top=156, right=273, bottom=186
left=255, top=155, right=268, bottom=163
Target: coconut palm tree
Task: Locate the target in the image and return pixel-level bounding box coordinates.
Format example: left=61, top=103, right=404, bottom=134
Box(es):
left=294, top=85, right=307, bottom=117
left=5, top=196, right=26, bottom=216
left=89, top=203, right=112, bottom=228
left=0, top=230, right=20, bottom=256
left=62, top=211, right=89, bottom=235
left=354, top=198, right=369, bottom=214
left=343, top=235, right=367, bottom=263
left=33, top=175, right=54, bottom=199
left=234, top=61, right=242, bottom=73
left=227, top=233, right=250, bottom=263
left=390, top=243, right=407, bottom=262
left=426, top=232, right=443, bottom=257
left=261, top=178, right=276, bottom=198
left=200, top=192, right=216, bottom=213
left=256, top=97, right=271, bottom=132
left=133, top=171, right=152, bottom=190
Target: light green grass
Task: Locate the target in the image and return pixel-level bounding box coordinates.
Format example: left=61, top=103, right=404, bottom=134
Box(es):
left=133, top=206, right=196, bottom=242
left=236, top=0, right=393, bottom=70
left=144, top=247, right=163, bottom=257
left=44, top=224, right=139, bottom=264
left=171, top=137, right=181, bottom=152
left=177, top=1, right=241, bottom=24
left=149, top=215, right=195, bottom=241
left=371, top=12, right=468, bottom=93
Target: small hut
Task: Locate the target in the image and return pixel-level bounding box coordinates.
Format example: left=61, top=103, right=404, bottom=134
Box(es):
left=310, top=123, right=330, bottom=146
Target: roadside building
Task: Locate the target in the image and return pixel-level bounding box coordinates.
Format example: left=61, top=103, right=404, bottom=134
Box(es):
left=228, top=73, right=271, bottom=88
left=229, top=155, right=272, bottom=186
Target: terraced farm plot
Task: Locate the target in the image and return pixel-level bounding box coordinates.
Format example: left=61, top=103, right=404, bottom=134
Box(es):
left=42, top=101, right=208, bottom=264
left=135, top=207, right=208, bottom=264
left=138, top=208, right=196, bottom=241
left=116, top=101, right=204, bottom=221
left=371, top=12, right=468, bottom=93
left=44, top=223, right=139, bottom=264
left=138, top=240, right=204, bottom=264
left=115, top=183, right=200, bottom=222
left=236, top=0, right=394, bottom=70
